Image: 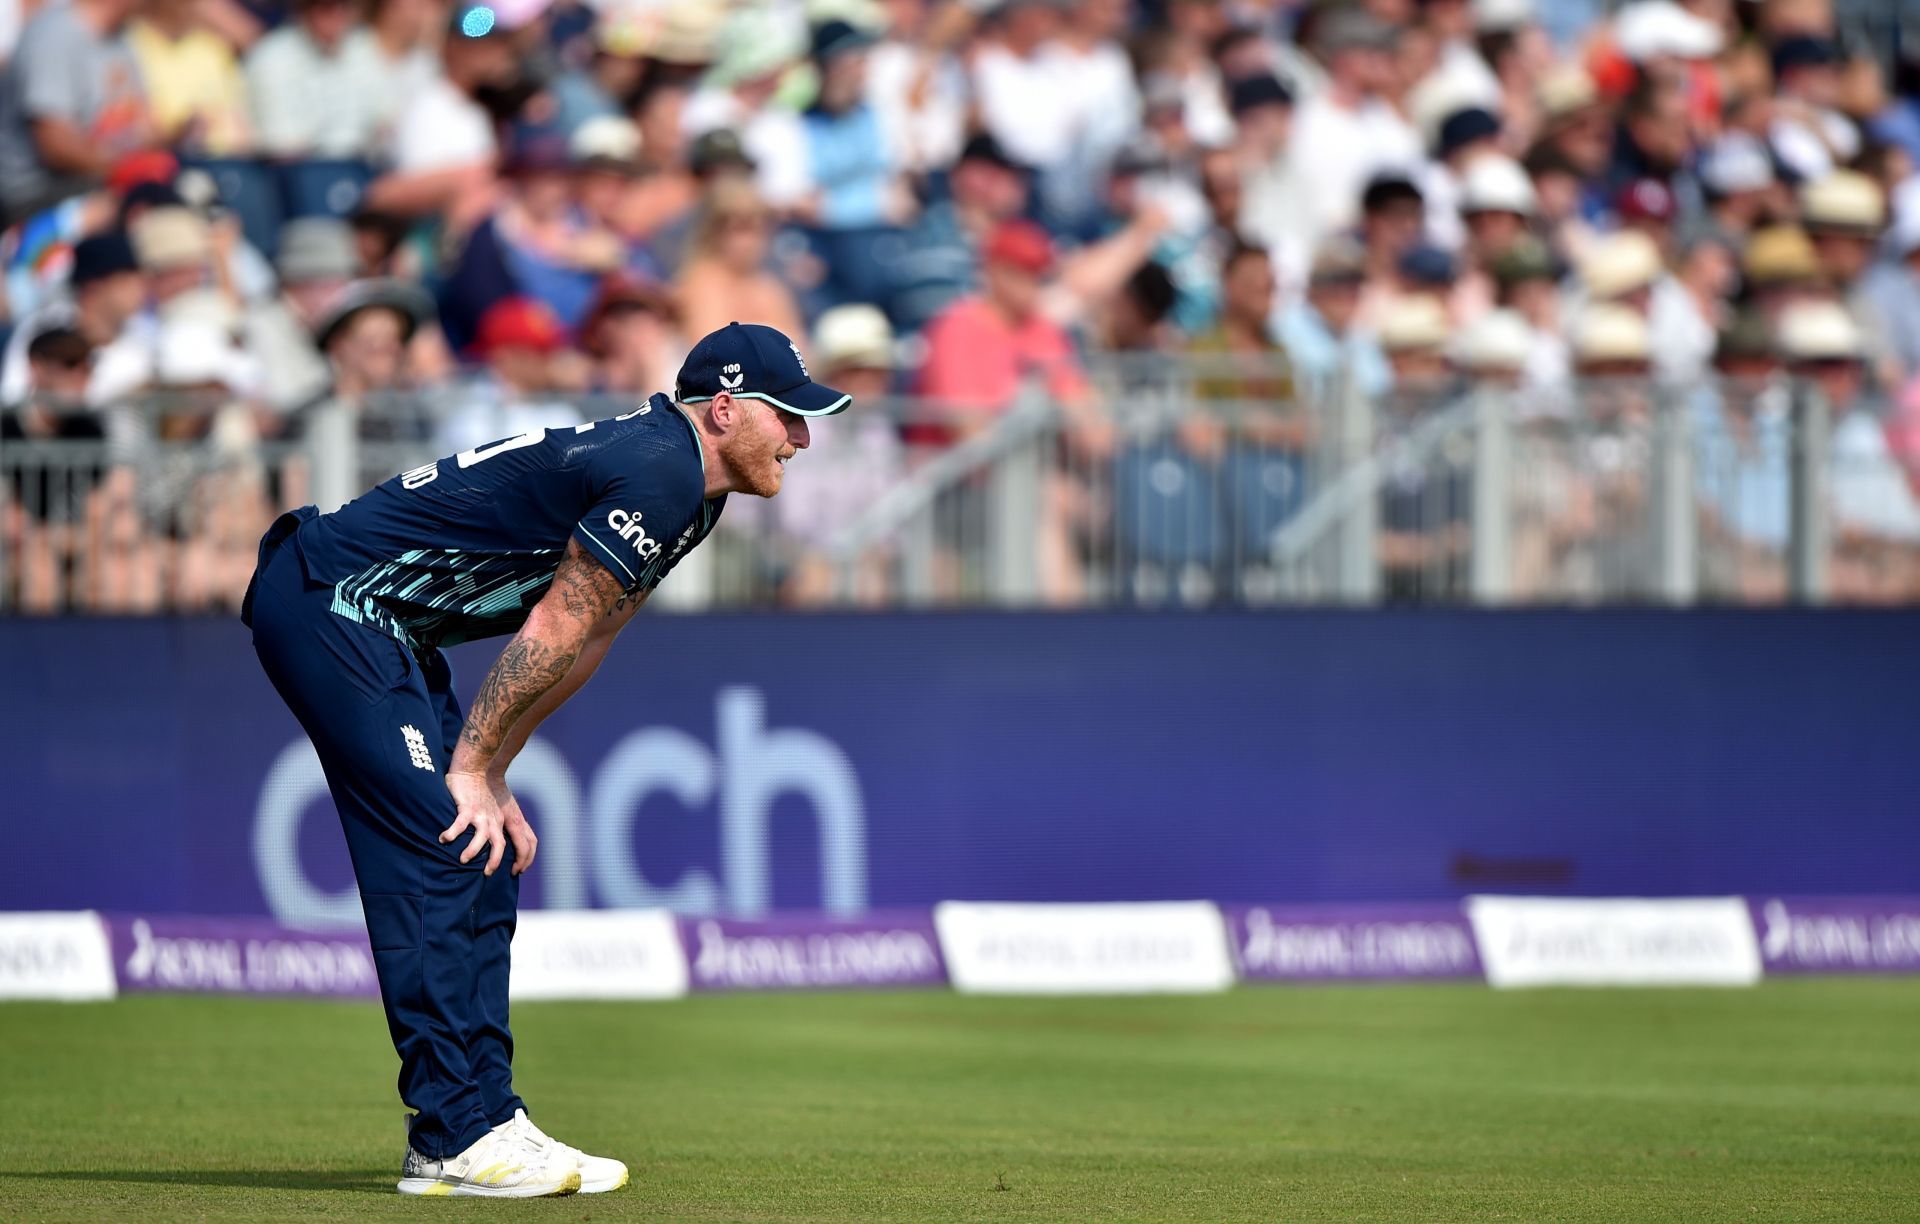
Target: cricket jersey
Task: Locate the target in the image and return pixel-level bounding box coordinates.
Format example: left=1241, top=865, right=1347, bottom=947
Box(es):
left=291, top=393, right=724, bottom=650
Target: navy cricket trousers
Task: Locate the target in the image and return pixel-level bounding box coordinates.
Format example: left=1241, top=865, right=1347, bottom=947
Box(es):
left=243, top=508, right=525, bottom=1159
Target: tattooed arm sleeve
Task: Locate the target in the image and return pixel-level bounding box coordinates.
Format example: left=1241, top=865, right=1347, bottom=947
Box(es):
left=448, top=538, right=628, bottom=777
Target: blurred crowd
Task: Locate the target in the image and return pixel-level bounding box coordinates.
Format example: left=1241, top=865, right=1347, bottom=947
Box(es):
left=4, top=0, right=1920, bottom=610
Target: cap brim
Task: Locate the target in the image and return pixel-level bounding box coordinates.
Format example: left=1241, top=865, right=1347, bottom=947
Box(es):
left=761, top=379, right=853, bottom=417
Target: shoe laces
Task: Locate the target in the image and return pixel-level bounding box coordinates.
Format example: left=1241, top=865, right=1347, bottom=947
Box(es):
left=509, top=1110, right=582, bottom=1162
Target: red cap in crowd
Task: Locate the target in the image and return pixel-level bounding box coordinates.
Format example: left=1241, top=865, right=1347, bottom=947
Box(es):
left=109, top=150, right=180, bottom=197
left=475, top=296, right=567, bottom=356
left=982, top=219, right=1054, bottom=275
left=1616, top=177, right=1677, bottom=224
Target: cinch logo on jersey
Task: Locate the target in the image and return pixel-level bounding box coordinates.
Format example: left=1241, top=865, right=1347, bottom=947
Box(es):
left=607, top=509, right=662, bottom=561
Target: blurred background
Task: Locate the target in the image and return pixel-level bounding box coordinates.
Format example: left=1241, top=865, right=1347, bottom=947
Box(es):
left=3, top=0, right=1919, bottom=930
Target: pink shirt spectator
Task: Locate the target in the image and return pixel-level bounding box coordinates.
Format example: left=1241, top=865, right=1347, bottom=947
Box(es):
left=910, top=296, right=1088, bottom=445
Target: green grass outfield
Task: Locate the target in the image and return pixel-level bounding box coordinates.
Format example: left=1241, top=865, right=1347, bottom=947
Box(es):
left=1, top=981, right=1916, bottom=1222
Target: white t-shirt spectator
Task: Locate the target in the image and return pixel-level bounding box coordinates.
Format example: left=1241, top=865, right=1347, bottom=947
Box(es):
left=971, top=43, right=1082, bottom=171
left=245, top=25, right=389, bottom=159
left=1648, top=276, right=1716, bottom=385
left=388, top=73, right=495, bottom=172
left=1051, top=39, right=1140, bottom=169
left=1286, top=92, right=1423, bottom=243
left=865, top=38, right=967, bottom=175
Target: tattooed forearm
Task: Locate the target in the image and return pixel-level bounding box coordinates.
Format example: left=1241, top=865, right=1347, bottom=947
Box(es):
left=456, top=635, right=579, bottom=762
left=449, top=540, right=625, bottom=773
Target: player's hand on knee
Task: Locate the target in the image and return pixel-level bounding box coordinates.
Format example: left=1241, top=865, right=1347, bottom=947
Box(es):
left=442, top=770, right=508, bottom=876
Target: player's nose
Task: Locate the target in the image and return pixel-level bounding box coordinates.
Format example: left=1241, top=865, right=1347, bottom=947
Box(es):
left=788, top=416, right=810, bottom=450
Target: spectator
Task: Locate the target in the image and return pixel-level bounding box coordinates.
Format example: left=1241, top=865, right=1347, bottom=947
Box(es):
left=126, top=0, right=252, bottom=156
left=1275, top=239, right=1391, bottom=400
left=1692, top=311, right=1790, bottom=601
left=248, top=218, right=362, bottom=414
left=1453, top=308, right=1534, bottom=389
left=1741, top=224, right=1823, bottom=326
left=1801, top=171, right=1887, bottom=377
left=579, top=273, right=678, bottom=396
left=149, top=304, right=269, bottom=612
left=1096, top=261, right=1180, bottom=360
left=440, top=296, right=584, bottom=454
left=1190, top=242, right=1293, bottom=407
left=970, top=0, right=1077, bottom=180
left=107, top=207, right=227, bottom=409
left=0, top=0, right=154, bottom=223
left=310, top=278, right=434, bottom=421
left=914, top=218, right=1104, bottom=603
left=1042, top=0, right=1142, bottom=231
left=570, top=117, right=662, bottom=274
left=1358, top=174, right=1428, bottom=286
left=1379, top=294, right=1454, bottom=395
left=1455, top=156, right=1537, bottom=316
left=681, top=6, right=806, bottom=211
left=1654, top=229, right=1738, bottom=384
left=672, top=177, right=805, bottom=349
left=365, top=2, right=515, bottom=225
left=913, top=218, right=1092, bottom=428
left=302, top=279, right=436, bottom=509
left=1423, top=105, right=1502, bottom=250
left=1778, top=300, right=1920, bottom=600
left=471, top=125, right=633, bottom=334
left=2, top=327, right=103, bottom=612
left=646, top=124, right=750, bottom=274
left=865, top=0, right=970, bottom=175
left=796, top=19, right=910, bottom=310
left=1769, top=36, right=1858, bottom=183
left=1489, top=236, right=1569, bottom=391
left=1577, top=229, right=1662, bottom=317
left=1377, top=293, right=1468, bottom=599
left=547, top=12, right=647, bottom=137
left=1, top=229, right=145, bottom=404
left=366, top=0, right=444, bottom=131
left=1286, top=8, right=1422, bottom=246
left=1697, top=132, right=1781, bottom=238
left=1224, top=73, right=1300, bottom=280
left=1530, top=65, right=1612, bottom=217
left=1862, top=206, right=1920, bottom=390
left=887, top=132, right=1031, bottom=335
left=769, top=303, right=906, bottom=605
left=1187, top=241, right=1309, bottom=562
left=244, top=0, right=388, bottom=160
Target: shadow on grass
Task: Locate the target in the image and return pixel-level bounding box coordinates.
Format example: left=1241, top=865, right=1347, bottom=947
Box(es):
left=0, top=1168, right=391, bottom=1194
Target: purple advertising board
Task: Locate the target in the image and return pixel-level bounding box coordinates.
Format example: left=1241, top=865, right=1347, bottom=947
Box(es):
left=12, top=613, right=1920, bottom=924
left=104, top=913, right=378, bottom=998
left=1749, top=896, right=1920, bottom=974
left=1226, top=903, right=1482, bottom=981
left=679, top=911, right=947, bottom=992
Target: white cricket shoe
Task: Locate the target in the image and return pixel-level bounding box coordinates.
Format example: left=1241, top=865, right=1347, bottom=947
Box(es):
left=502, top=1108, right=630, bottom=1194
left=396, top=1121, right=582, bottom=1197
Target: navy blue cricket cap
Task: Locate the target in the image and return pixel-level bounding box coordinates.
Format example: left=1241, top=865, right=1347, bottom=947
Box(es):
left=675, top=322, right=851, bottom=416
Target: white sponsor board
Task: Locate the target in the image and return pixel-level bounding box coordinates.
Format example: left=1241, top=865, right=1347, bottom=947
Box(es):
left=934, top=902, right=1236, bottom=995
left=0, top=912, right=117, bottom=1001
left=508, top=909, right=689, bottom=1000
left=1466, top=896, right=1763, bottom=988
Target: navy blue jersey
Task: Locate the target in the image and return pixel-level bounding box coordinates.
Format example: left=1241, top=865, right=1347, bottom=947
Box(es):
left=294, top=394, right=724, bottom=649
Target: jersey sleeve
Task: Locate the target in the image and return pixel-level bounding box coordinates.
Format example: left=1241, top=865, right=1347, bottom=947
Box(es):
left=571, top=439, right=695, bottom=594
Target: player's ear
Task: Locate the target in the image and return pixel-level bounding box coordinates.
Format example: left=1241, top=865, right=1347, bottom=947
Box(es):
left=708, top=390, right=737, bottom=431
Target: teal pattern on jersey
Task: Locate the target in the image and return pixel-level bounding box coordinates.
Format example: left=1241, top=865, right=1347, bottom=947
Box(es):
left=332, top=546, right=563, bottom=650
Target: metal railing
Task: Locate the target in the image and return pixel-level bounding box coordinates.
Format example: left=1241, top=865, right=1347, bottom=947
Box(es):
left=5, top=361, right=1920, bottom=613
